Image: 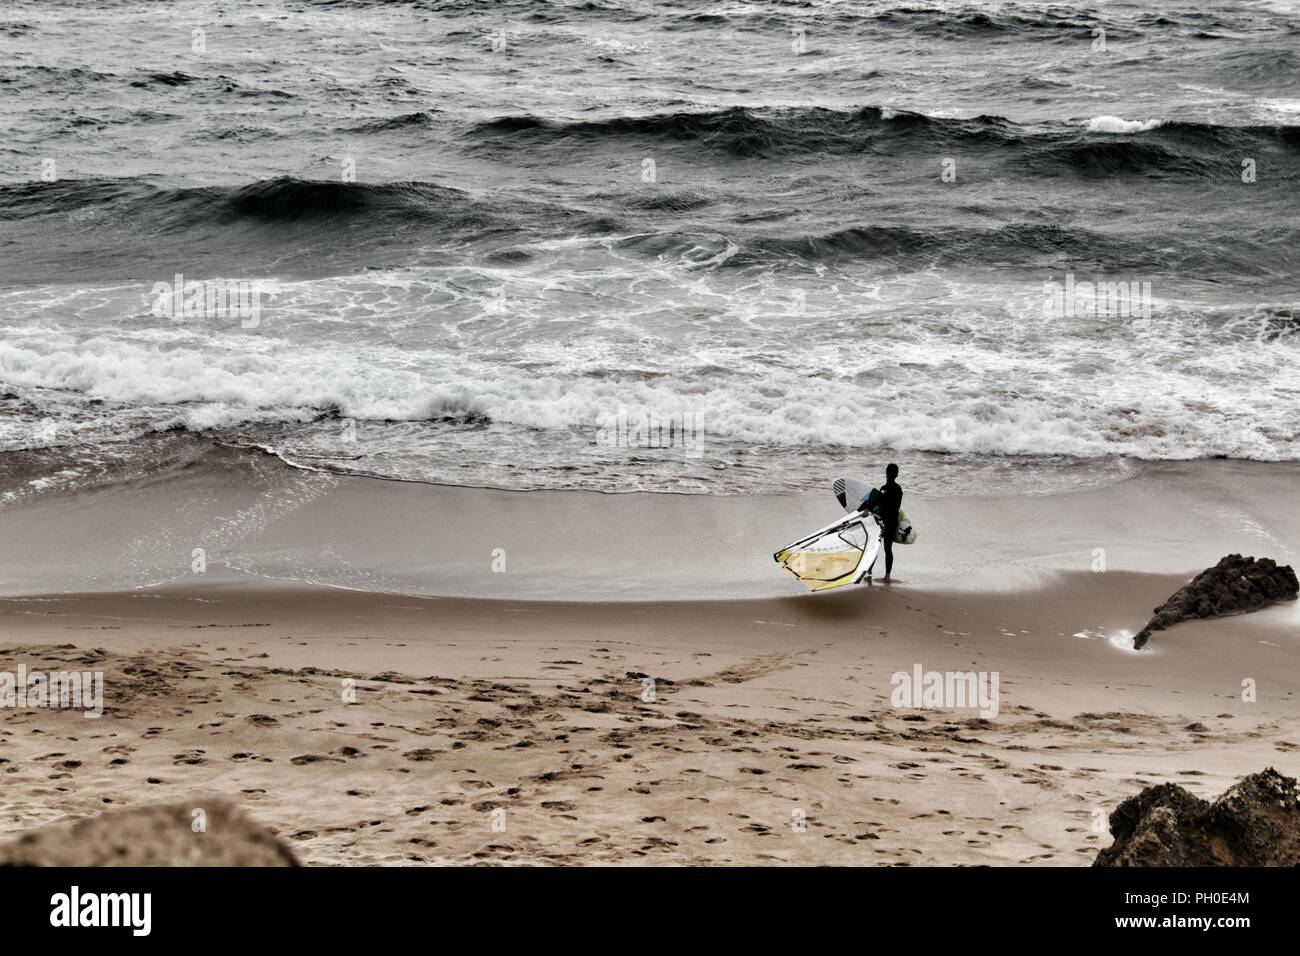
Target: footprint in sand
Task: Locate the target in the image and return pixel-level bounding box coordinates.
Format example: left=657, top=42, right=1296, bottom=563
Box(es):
left=290, top=754, right=344, bottom=765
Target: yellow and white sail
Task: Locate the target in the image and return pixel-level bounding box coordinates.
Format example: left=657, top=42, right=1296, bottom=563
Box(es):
left=773, top=513, right=881, bottom=591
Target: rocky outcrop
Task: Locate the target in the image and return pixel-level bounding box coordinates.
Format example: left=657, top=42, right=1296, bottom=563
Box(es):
left=0, top=799, right=299, bottom=866
left=1094, top=768, right=1300, bottom=866
left=1133, top=554, right=1297, bottom=649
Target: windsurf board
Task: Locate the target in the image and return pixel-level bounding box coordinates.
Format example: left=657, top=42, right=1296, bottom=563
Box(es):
left=832, top=476, right=917, bottom=544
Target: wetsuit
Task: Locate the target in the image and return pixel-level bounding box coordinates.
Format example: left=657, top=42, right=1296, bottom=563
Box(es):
left=864, top=480, right=902, bottom=578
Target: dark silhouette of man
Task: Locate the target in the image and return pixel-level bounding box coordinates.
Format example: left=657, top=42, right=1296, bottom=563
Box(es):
left=859, top=463, right=902, bottom=583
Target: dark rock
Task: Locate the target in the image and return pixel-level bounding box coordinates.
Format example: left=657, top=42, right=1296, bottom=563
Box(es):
left=1133, top=554, right=1297, bottom=649
left=1094, top=768, right=1300, bottom=866
left=0, top=799, right=299, bottom=866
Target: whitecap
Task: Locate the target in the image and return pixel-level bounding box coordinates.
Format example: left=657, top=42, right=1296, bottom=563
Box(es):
left=1085, top=115, right=1162, bottom=133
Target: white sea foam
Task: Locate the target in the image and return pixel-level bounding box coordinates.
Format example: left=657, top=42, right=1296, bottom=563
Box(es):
left=1258, top=98, right=1300, bottom=118
left=1085, top=115, right=1163, bottom=134
left=2, top=313, right=1296, bottom=464
left=2, top=266, right=1297, bottom=495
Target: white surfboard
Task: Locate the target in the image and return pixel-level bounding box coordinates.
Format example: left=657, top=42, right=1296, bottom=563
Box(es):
left=833, top=476, right=917, bottom=545
left=833, top=476, right=874, bottom=513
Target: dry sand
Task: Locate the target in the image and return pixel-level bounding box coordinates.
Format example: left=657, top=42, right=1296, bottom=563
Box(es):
left=1, top=577, right=1297, bottom=865
left=0, top=451, right=1297, bottom=865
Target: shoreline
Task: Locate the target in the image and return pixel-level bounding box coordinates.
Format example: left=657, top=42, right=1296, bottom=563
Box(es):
left=0, top=445, right=1296, bottom=600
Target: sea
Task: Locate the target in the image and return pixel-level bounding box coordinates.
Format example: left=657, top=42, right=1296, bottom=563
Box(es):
left=2, top=0, right=1298, bottom=503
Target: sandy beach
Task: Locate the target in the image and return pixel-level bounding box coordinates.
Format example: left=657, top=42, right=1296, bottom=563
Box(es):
left=5, top=0, right=1300, bottom=913
left=1, top=447, right=1296, bottom=865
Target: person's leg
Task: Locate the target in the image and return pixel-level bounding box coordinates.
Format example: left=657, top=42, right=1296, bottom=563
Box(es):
left=883, top=533, right=894, bottom=581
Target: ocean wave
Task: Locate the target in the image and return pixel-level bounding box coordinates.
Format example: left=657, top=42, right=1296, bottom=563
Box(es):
left=0, top=176, right=492, bottom=229
left=624, top=221, right=1280, bottom=274
left=466, top=105, right=997, bottom=157
left=3, top=304, right=1298, bottom=464
left=4, top=112, right=1294, bottom=243
left=216, top=178, right=470, bottom=223
left=622, top=189, right=714, bottom=212
left=346, top=110, right=441, bottom=133
left=0, top=159, right=1292, bottom=286
left=0, top=64, right=114, bottom=90
left=868, top=4, right=1109, bottom=38
left=677, top=2, right=1239, bottom=40
left=284, top=0, right=1244, bottom=42
left=1032, top=139, right=1205, bottom=178
left=129, top=71, right=199, bottom=89
left=1216, top=46, right=1300, bottom=83
left=1086, top=116, right=1163, bottom=134
left=463, top=105, right=1300, bottom=168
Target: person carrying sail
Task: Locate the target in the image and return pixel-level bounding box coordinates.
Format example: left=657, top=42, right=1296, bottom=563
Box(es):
left=859, top=463, right=902, bottom=583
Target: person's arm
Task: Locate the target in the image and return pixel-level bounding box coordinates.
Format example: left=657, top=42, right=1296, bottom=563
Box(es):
left=856, top=488, right=879, bottom=514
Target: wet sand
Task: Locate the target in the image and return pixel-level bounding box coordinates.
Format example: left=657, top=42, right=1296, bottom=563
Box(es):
left=1, top=443, right=1297, bottom=600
